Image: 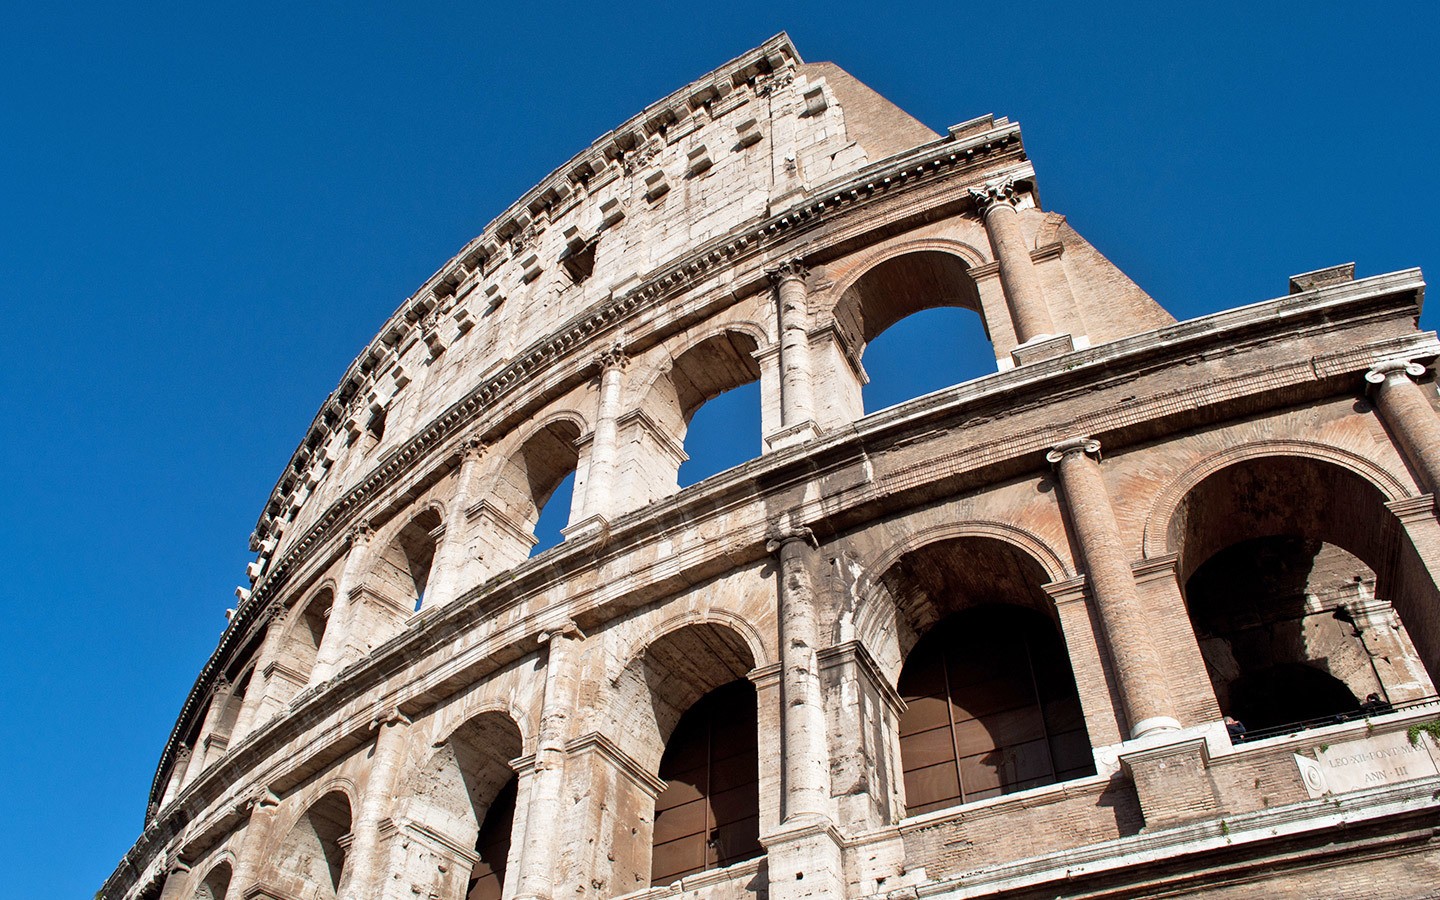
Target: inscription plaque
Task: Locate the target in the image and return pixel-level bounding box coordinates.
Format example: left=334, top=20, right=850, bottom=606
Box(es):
left=1296, top=730, right=1438, bottom=798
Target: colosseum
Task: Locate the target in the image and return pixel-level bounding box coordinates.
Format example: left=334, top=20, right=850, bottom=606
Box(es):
left=104, top=33, right=1440, bottom=900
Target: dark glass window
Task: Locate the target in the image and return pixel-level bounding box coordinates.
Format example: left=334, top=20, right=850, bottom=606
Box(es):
left=898, top=607, right=1094, bottom=815
left=651, top=680, right=761, bottom=884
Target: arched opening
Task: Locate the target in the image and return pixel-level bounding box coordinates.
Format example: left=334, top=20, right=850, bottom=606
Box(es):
left=861, top=307, right=994, bottom=413
left=678, top=382, right=762, bottom=488
left=631, top=331, right=762, bottom=502
left=275, top=791, right=352, bottom=898
left=612, top=622, right=761, bottom=885
left=652, top=680, right=761, bottom=884
left=192, top=861, right=231, bottom=900
left=532, top=470, right=575, bottom=555
left=833, top=251, right=993, bottom=415
left=469, top=777, right=518, bottom=900
left=480, top=419, right=581, bottom=563
left=1175, top=457, right=1438, bottom=737
left=877, top=536, right=1095, bottom=815
left=284, top=588, right=332, bottom=683
left=370, top=507, right=444, bottom=611
left=207, top=666, right=254, bottom=757
left=402, top=712, right=523, bottom=900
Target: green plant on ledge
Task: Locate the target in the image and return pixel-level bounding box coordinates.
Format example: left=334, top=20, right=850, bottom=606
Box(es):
left=1406, top=720, right=1440, bottom=746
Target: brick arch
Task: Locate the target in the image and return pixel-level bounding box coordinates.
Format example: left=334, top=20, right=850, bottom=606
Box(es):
left=1141, top=440, right=1413, bottom=561
left=854, top=520, right=1073, bottom=679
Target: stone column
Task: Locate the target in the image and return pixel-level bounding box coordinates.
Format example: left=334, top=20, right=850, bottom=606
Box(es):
left=338, top=710, right=411, bottom=900
left=769, top=262, right=819, bottom=446
left=422, top=438, right=486, bottom=609
left=766, top=526, right=832, bottom=823
left=1048, top=438, right=1179, bottom=739
left=970, top=177, right=1055, bottom=343
left=576, top=348, right=628, bottom=525
left=156, top=858, right=192, bottom=900
left=514, top=621, right=583, bottom=900
left=229, top=788, right=282, bottom=894
left=311, top=520, right=374, bottom=684
left=1367, top=360, right=1440, bottom=492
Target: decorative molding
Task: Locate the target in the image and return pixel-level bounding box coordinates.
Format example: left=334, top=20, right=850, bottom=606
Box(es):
left=597, top=344, right=630, bottom=372
left=767, top=259, right=810, bottom=286
left=564, top=731, right=668, bottom=796
left=1365, top=358, right=1428, bottom=385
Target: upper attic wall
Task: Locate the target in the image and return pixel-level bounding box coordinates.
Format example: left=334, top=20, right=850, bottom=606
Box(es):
left=799, top=62, right=939, bottom=161
left=261, top=37, right=949, bottom=560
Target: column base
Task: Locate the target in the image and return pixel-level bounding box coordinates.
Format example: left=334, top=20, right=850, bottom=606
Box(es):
left=761, top=818, right=846, bottom=900
left=560, top=514, right=610, bottom=544
left=1009, top=332, right=1074, bottom=366
left=765, top=420, right=819, bottom=452
left=1119, top=735, right=1221, bottom=830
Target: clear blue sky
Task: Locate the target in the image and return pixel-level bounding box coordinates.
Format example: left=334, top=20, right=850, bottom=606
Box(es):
left=2, top=3, right=1436, bottom=896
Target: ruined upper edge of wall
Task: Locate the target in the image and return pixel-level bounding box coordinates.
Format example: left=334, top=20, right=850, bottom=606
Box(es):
left=245, top=34, right=954, bottom=559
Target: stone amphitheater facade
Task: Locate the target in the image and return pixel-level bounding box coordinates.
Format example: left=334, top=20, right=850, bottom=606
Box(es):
left=105, top=34, right=1440, bottom=900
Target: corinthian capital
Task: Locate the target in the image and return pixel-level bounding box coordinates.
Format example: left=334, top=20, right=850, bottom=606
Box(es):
left=347, top=518, right=374, bottom=546
left=597, top=345, right=629, bottom=373
left=458, top=436, right=488, bottom=463
left=1365, top=359, right=1428, bottom=385
left=1046, top=437, right=1102, bottom=464
left=968, top=177, right=1021, bottom=214
left=767, top=259, right=810, bottom=286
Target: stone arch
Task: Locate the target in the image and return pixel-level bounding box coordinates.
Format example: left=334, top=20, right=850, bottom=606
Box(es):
left=610, top=621, right=763, bottom=885
left=191, top=859, right=232, bottom=900
left=620, top=326, right=764, bottom=505
left=277, top=583, right=336, bottom=687
left=1142, top=439, right=1412, bottom=560
left=831, top=245, right=988, bottom=354
left=365, top=504, right=446, bottom=612
left=273, top=788, right=354, bottom=899
left=609, top=608, right=771, bottom=687
left=819, top=242, right=996, bottom=421
left=612, top=621, right=760, bottom=774
left=1163, top=452, right=1438, bottom=734
left=399, top=711, right=525, bottom=900
left=473, top=413, right=585, bottom=563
